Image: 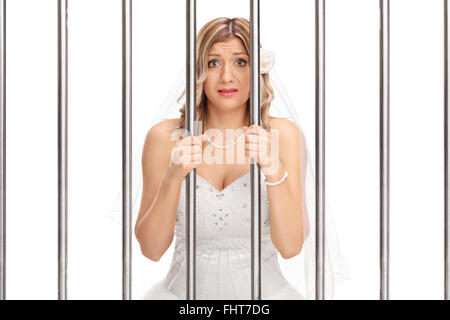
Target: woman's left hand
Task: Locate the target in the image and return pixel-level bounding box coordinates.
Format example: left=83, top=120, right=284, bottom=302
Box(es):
left=243, top=124, right=281, bottom=175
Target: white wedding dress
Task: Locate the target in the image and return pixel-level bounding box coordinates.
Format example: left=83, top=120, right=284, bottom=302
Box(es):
left=140, top=171, right=305, bottom=300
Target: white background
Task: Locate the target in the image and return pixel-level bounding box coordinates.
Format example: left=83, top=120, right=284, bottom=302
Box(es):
left=4, top=0, right=444, bottom=299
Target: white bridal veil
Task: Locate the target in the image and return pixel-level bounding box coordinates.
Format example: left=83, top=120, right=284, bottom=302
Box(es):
left=109, top=49, right=351, bottom=300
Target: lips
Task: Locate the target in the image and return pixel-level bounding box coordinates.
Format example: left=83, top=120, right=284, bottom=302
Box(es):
left=218, top=88, right=238, bottom=93
left=218, top=88, right=238, bottom=97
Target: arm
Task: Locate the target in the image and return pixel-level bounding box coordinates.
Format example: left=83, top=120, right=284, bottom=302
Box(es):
left=265, top=120, right=307, bottom=259
left=134, top=122, right=182, bottom=262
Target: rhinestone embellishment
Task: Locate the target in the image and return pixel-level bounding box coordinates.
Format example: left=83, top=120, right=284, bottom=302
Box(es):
left=216, top=193, right=225, bottom=200
left=212, top=203, right=230, bottom=230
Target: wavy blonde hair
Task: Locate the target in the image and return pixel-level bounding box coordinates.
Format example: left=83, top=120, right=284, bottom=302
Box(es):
left=176, top=17, right=274, bottom=131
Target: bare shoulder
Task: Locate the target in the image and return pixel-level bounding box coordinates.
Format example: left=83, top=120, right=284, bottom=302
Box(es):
left=145, top=118, right=180, bottom=145
left=143, top=118, right=181, bottom=158
left=147, top=117, right=179, bottom=136
left=268, top=116, right=303, bottom=140
left=268, top=116, right=307, bottom=162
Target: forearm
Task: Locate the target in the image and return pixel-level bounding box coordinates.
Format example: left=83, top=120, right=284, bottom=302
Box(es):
left=135, top=169, right=183, bottom=261
left=264, top=163, right=304, bottom=259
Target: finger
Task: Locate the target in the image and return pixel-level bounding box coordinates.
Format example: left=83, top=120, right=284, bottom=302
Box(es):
left=246, top=150, right=258, bottom=160
left=195, top=134, right=205, bottom=145
left=259, top=155, right=272, bottom=167
left=178, top=135, right=195, bottom=146
left=192, top=135, right=203, bottom=145
left=246, top=145, right=269, bottom=157
left=245, top=128, right=265, bottom=136
left=256, top=126, right=268, bottom=137
left=249, top=124, right=262, bottom=131
left=171, top=147, right=180, bottom=161
left=191, top=153, right=202, bottom=162
left=253, top=126, right=268, bottom=136
left=182, top=145, right=201, bottom=155
left=183, top=152, right=202, bottom=163
left=246, top=143, right=259, bottom=152
left=246, top=134, right=267, bottom=143
left=191, top=144, right=202, bottom=154
left=175, top=145, right=183, bottom=157
left=189, top=135, right=202, bottom=145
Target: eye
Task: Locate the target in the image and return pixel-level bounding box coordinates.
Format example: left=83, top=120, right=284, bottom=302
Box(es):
left=207, top=58, right=247, bottom=68
left=236, top=58, right=247, bottom=66
left=208, top=59, right=220, bottom=67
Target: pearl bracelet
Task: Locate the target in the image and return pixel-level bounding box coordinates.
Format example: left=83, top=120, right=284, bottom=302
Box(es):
left=264, top=170, right=288, bottom=186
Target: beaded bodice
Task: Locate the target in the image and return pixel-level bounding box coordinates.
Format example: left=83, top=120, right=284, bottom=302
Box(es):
left=161, top=172, right=291, bottom=299
left=174, top=172, right=271, bottom=240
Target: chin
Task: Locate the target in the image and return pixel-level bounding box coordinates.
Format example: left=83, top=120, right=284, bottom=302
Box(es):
left=220, top=101, right=245, bottom=110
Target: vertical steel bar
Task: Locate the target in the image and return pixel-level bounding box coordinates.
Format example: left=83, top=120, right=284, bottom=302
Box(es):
left=445, top=0, right=449, bottom=301
left=185, top=0, right=197, bottom=300
left=379, top=0, right=390, bottom=301
left=315, top=0, right=325, bottom=300
left=122, top=0, right=132, bottom=300
left=250, top=0, right=262, bottom=300
left=57, top=0, right=68, bottom=300
left=0, top=0, right=5, bottom=301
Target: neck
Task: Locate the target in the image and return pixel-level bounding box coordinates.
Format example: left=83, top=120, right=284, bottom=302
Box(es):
left=203, top=101, right=249, bottom=134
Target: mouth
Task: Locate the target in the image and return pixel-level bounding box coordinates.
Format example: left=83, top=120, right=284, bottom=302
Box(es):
left=218, top=88, right=238, bottom=97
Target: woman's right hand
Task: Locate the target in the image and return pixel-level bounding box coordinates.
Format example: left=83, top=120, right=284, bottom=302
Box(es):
left=168, top=134, right=205, bottom=182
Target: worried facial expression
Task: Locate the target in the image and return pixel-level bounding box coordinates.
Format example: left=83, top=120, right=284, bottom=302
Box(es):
left=203, top=37, right=250, bottom=111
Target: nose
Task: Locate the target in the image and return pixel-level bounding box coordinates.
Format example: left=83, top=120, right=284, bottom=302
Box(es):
left=220, top=62, right=234, bottom=84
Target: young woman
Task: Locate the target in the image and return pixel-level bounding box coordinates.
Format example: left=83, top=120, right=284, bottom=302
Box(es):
left=133, top=17, right=346, bottom=300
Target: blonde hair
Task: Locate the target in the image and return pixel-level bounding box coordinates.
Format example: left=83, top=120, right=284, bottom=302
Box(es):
left=177, top=17, right=274, bottom=131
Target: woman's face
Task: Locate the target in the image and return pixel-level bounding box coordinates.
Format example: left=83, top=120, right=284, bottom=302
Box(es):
left=203, top=37, right=250, bottom=112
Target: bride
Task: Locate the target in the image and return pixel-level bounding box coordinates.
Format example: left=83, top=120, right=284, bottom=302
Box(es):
left=133, top=17, right=349, bottom=300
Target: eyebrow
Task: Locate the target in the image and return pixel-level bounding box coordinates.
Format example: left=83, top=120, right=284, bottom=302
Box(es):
left=208, top=52, right=248, bottom=57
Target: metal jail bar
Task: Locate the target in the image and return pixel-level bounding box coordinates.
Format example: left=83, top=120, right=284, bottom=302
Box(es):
left=379, top=0, right=390, bottom=301
left=185, top=0, right=197, bottom=300
left=315, top=0, right=325, bottom=300
left=122, top=0, right=132, bottom=300
left=250, top=0, right=262, bottom=300
left=445, top=0, right=450, bottom=301
left=0, top=0, right=5, bottom=301
left=57, top=0, right=68, bottom=300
